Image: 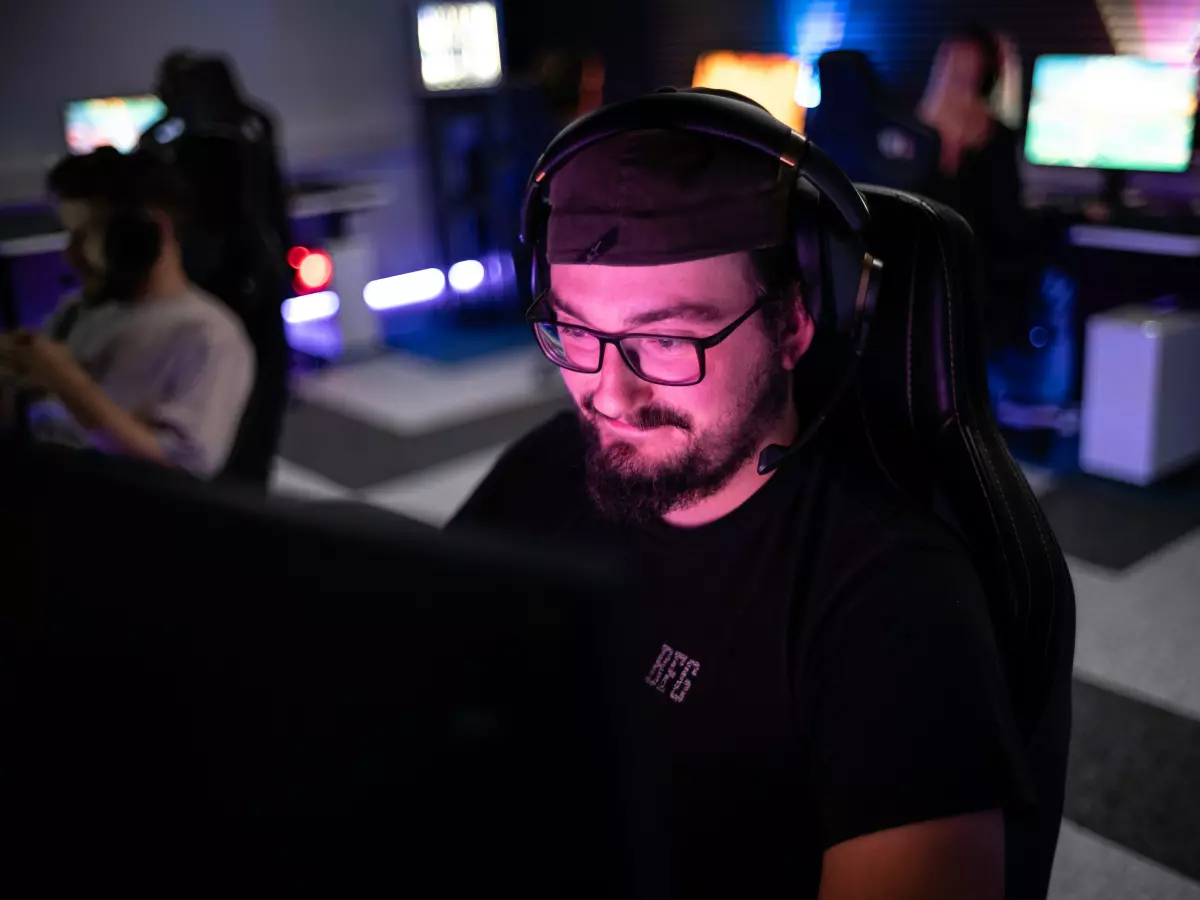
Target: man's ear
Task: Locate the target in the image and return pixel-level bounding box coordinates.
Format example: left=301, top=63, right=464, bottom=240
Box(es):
left=779, top=289, right=815, bottom=371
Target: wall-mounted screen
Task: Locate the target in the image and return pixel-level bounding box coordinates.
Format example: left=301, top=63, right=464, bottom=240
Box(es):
left=417, top=2, right=504, bottom=92
left=64, top=95, right=166, bottom=155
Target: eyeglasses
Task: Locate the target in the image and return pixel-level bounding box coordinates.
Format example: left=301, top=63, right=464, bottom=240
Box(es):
left=528, top=293, right=767, bottom=387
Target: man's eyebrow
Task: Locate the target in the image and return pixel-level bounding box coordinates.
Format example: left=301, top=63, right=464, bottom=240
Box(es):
left=548, top=290, right=727, bottom=330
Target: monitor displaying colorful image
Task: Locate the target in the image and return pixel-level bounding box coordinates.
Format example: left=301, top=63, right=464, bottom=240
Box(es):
left=692, top=52, right=805, bottom=132
left=417, top=2, right=503, bottom=92
left=1024, top=55, right=1198, bottom=172
left=64, top=95, right=166, bottom=155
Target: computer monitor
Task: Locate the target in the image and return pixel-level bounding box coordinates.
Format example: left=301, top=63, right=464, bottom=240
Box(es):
left=2, top=439, right=662, bottom=898
left=64, top=94, right=167, bottom=155
left=416, top=1, right=504, bottom=92
left=692, top=51, right=806, bottom=132
left=1024, top=55, right=1198, bottom=173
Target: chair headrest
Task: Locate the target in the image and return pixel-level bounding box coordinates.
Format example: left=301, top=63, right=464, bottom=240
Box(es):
left=816, top=50, right=881, bottom=103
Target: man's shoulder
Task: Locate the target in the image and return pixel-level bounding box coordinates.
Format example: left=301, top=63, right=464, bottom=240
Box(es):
left=808, top=444, right=974, bottom=579
left=166, top=287, right=254, bottom=352
left=449, top=411, right=585, bottom=531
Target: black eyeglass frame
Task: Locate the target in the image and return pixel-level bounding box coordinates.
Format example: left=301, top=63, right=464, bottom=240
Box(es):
left=526, top=292, right=768, bottom=387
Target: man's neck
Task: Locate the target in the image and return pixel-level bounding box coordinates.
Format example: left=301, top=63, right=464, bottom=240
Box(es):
left=662, top=403, right=800, bottom=529
left=141, top=263, right=191, bottom=301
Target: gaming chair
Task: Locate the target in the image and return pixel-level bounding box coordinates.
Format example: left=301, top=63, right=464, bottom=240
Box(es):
left=804, top=50, right=941, bottom=192
left=841, top=185, right=1076, bottom=898
left=144, top=123, right=292, bottom=488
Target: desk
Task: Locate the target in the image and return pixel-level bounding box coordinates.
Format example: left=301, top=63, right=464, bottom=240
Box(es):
left=1069, top=224, right=1200, bottom=259
left=0, top=182, right=393, bottom=260
left=0, top=181, right=393, bottom=353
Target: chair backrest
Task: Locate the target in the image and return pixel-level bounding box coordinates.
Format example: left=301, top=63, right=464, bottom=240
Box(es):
left=805, top=51, right=941, bottom=192
left=842, top=185, right=1076, bottom=899
left=142, top=123, right=293, bottom=486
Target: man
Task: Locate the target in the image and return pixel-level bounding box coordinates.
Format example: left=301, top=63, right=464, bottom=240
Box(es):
left=448, top=118, right=1031, bottom=897
left=0, top=149, right=254, bottom=478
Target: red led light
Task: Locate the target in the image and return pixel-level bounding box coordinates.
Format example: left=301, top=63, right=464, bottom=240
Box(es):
left=287, top=246, right=310, bottom=269
left=295, top=250, right=333, bottom=291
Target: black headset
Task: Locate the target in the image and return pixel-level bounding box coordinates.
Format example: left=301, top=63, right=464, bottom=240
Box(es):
left=102, top=206, right=163, bottom=300
left=516, top=89, right=883, bottom=475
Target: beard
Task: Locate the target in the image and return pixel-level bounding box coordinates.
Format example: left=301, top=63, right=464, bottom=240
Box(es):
left=579, top=354, right=793, bottom=526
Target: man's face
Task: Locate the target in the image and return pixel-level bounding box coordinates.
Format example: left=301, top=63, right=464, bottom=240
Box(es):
left=548, top=252, right=810, bottom=523
left=58, top=200, right=107, bottom=291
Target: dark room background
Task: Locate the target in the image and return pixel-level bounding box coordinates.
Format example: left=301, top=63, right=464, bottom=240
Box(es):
left=505, top=0, right=1168, bottom=108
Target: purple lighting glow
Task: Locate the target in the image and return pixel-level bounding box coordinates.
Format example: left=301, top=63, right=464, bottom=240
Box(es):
left=448, top=259, right=486, bottom=292
left=363, top=268, right=446, bottom=310
left=282, top=290, right=340, bottom=324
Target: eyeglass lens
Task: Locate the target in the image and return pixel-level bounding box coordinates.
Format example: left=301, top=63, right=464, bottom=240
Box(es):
left=533, top=321, right=703, bottom=385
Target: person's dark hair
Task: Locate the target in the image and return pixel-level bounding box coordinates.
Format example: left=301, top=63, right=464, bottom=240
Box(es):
left=748, top=244, right=808, bottom=341
left=47, top=148, right=190, bottom=227
left=951, top=23, right=1003, bottom=99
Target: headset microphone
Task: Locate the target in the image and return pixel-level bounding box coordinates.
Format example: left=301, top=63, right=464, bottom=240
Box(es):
left=756, top=340, right=865, bottom=475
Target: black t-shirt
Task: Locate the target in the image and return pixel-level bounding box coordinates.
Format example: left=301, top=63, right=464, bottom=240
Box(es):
left=449, top=412, right=1030, bottom=898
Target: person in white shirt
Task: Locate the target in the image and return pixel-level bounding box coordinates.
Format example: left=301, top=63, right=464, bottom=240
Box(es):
left=0, top=149, right=254, bottom=478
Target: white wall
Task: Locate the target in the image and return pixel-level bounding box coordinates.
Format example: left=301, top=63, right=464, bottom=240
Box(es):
left=0, top=0, right=436, bottom=274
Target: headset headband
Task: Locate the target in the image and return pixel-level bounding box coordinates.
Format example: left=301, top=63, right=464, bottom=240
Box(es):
left=519, top=91, right=871, bottom=244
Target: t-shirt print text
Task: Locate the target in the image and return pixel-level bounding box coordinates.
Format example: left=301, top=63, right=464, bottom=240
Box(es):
left=645, top=643, right=701, bottom=703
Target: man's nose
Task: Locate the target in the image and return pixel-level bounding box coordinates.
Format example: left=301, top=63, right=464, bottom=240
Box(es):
left=590, top=345, right=651, bottom=421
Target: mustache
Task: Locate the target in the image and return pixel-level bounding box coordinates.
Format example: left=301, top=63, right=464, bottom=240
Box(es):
left=581, top=394, right=693, bottom=431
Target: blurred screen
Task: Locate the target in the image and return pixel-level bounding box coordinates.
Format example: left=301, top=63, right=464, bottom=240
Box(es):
left=417, top=2, right=503, bottom=92
left=1025, top=55, right=1198, bottom=172
left=692, top=52, right=805, bottom=132
left=64, top=95, right=166, bottom=155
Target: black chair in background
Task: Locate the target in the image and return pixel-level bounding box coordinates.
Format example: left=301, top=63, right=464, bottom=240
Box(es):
left=805, top=50, right=941, bottom=193
left=141, top=55, right=293, bottom=488
left=829, top=186, right=1076, bottom=899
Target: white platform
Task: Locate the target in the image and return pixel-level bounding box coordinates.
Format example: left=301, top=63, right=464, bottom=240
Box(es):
left=1080, top=304, right=1200, bottom=485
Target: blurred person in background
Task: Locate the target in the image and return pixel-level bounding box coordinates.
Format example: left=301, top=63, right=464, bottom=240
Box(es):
left=0, top=149, right=253, bottom=478
left=918, top=24, right=1026, bottom=254
left=140, top=50, right=292, bottom=486
left=918, top=25, right=1039, bottom=356
left=451, top=90, right=1029, bottom=900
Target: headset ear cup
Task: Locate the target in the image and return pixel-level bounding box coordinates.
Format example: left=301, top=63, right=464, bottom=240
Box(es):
left=98, top=209, right=163, bottom=301
left=105, top=209, right=162, bottom=283
left=520, top=188, right=552, bottom=309
left=793, top=223, right=827, bottom=332
left=820, top=227, right=874, bottom=337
